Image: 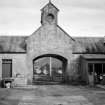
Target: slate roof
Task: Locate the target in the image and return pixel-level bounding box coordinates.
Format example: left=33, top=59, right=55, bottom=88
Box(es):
left=0, top=36, right=27, bottom=53
left=0, top=36, right=104, bottom=53
left=73, top=37, right=105, bottom=53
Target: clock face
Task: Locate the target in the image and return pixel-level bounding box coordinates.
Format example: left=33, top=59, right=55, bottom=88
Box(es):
left=46, top=13, right=54, bottom=23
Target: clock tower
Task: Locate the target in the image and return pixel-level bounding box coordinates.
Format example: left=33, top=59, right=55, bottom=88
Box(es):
left=41, top=1, right=59, bottom=25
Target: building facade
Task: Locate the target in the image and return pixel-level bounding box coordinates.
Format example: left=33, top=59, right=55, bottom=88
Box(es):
left=0, top=2, right=105, bottom=86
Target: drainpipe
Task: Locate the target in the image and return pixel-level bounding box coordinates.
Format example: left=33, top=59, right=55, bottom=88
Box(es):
left=50, top=57, right=52, bottom=77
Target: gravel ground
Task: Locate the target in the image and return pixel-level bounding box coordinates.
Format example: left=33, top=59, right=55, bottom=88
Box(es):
left=0, top=85, right=105, bottom=105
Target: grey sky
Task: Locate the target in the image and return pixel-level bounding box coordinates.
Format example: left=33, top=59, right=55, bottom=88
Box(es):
left=0, top=0, right=105, bottom=37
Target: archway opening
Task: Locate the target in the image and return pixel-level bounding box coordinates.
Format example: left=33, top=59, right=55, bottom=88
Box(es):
left=33, top=54, right=67, bottom=84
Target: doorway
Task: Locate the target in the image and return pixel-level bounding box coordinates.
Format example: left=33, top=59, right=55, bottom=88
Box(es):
left=88, top=63, right=105, bottom=85
left=33, top=54, right=67, bottom=83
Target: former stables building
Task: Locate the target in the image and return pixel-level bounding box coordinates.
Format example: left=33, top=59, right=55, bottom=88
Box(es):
left=0, top=1, right=105, bottom=86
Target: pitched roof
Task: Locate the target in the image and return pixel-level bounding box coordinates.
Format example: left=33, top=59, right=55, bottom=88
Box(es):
left=41, top=1, right=59, bottom=12
left=57, top=25, right=75, bottom=41
left=0, top=36, right=27, bottom=53
left=0, top=35, right=104, bottom=54
left=73, top=37, right=105, bottom=53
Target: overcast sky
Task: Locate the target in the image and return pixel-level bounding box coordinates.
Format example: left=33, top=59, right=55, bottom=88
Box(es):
left=0, top=0, right=105, bottom=37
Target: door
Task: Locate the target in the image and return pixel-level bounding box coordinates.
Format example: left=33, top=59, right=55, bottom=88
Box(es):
left=33, top=55, right=66, bottom=83
left=94, top=63, right=103, bottom=84
left=33, top=57, right=50, bottom=81
left=88, top=63, right=105, bottom=85
left=51, top=57, right=64, bottom=82
left=2, top=59, right=12, bottom=78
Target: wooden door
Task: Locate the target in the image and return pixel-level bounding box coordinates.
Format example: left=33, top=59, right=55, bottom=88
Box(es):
left=33, top=56, right=65, bottom=82
left=51, top=57, right=64, bottom=82
left=33, top=57, right=50, bottom=81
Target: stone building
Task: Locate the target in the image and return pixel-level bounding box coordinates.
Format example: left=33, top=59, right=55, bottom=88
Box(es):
left=0, top=1, right=105, bottom=86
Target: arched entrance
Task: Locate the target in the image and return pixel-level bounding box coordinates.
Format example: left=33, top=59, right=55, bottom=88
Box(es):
left=33, top=54, right=67, bottom=84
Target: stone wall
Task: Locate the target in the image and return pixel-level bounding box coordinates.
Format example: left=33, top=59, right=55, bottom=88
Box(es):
left=26, top=24, right=82, bottom=83
left=0, top=54, right=29, bottom=85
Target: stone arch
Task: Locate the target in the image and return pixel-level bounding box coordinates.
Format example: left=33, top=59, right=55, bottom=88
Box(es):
left=33, top=54, right=67, bottom=62
left=33, top=54, right=68, bottom=83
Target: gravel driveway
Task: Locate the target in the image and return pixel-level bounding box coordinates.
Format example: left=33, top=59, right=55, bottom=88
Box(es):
left=0, top=85, right=105, bottom=105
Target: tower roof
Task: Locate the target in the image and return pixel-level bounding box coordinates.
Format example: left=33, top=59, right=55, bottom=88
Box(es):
left=41, top=1, right=59, bottom=12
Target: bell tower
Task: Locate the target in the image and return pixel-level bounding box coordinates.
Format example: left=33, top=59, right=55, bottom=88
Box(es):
left=41, top=1, right=59, bottom=25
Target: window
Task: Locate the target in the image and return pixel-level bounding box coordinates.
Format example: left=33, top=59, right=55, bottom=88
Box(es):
left=2, top=59, right=12, bottom=78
